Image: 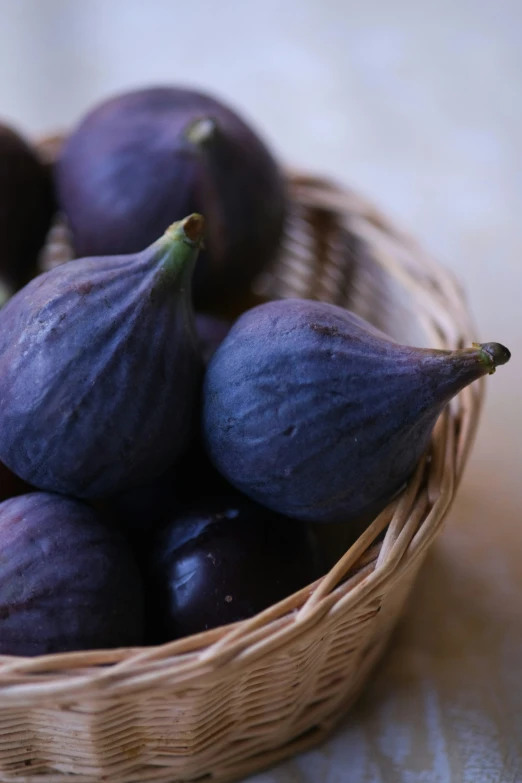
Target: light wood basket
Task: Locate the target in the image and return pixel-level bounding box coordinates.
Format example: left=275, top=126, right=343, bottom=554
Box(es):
left=0, top=157, right=483, bottom=782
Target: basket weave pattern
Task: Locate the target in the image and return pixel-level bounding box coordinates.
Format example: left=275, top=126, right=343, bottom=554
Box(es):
left=0, top=171, right=482, bottom=783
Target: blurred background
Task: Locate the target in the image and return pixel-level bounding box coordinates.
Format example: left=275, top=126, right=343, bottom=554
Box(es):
left=1, top=1, right=520, bottom=780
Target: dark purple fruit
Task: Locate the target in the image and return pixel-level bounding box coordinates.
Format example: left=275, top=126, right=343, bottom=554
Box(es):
left=0, top=123, right=56, bottom=304
left=195, top=313, right=231, bottom=363
left=0, top=215, right=204, bottom=499
left=55, top=86, right=286, bottom=308
left=145, top=495, right=325, bottom=641
left=203, top=298, right=510, bottom=524
left=0, top=492, right=143, bottom=656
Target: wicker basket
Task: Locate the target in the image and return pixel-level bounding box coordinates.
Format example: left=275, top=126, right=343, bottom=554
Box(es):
left=0, top=161, right=483, bottom=783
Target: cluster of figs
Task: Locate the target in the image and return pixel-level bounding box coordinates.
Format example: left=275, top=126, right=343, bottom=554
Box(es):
left=0, top=86, right=510, bottom=657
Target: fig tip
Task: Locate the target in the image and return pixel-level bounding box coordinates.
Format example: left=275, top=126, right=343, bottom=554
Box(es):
left=163, top=214, right=205, bottom=248
left=182, top=213, right=205, bottom=244
left=184, top=116, right=218, bottom=146
left=473, top=342, right=511, bottom=373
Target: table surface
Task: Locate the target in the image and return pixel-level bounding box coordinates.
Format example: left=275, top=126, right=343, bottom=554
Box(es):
left=1, top=1, right=521, bottom=781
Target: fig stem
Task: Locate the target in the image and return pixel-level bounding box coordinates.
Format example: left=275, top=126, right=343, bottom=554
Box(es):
left=154, top=214, right=205, bottom=289
left=164, top=213, right=205, bottom=247
left=472, top=341, right=511, bottom=374
left=184, top=117, right=218, bottom=146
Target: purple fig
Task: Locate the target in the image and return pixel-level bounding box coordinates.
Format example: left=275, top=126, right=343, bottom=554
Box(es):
left=55, top=86, right=286, bottom=308
left=0, top=492, right=143, bottom=656
left=0, top=215, right=204, bottom=499
left=145, top=494, right=325, bottom=641
left=203, top=298, right=510, bottom=524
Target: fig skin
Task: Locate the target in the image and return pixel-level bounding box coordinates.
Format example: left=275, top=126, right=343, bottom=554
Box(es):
left=0, top=215, right=205, bottom=500
left=0, top=492, right=144, bottom=656
left=203, top=298, right=511, bottom=524
left=55, top=86, right=287, bottom=308
left=0, top=123, right=56, bottom=304
left=144, top=495, right=325, bottom=642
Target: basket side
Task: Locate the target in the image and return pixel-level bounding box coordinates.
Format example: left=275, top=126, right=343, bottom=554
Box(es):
left=0, top=552, right=427, bottom=783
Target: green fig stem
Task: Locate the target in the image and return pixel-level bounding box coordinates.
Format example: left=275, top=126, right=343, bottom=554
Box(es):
left=184, top=117, right=218, bottom=146
left=152, top=213, right=205, bottom=289
left=163, top=213, right=205, bottom=247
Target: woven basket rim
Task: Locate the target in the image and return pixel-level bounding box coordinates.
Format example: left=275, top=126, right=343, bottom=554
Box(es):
left=0, top=162, right=484, bottom=709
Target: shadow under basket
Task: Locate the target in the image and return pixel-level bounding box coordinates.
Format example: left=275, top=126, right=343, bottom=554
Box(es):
left=0, top=164, right=483, bottom=783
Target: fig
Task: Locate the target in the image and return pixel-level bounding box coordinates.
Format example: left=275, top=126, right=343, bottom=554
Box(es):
left=55, top=86, right=286, bottom=308
left=0, top=123, right=56, bottom=304
left=145, top=495, right=325, bottom=641
left=0, top=492, right=143, bottom=656
left=203, top=298, right=511, bottom=524
left=0, top=215, right=204, bottom=499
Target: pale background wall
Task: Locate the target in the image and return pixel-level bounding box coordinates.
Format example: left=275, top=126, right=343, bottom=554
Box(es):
left=1, top=1, right=520, bottom=780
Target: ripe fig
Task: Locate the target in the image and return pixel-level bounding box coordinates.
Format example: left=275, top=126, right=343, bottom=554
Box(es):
left=55, top=86, right=286, bottom=308
left=145, top=495, right=325, bottom=641
left=0, top=215, right=204, bottom=499
left=203, top=298, right=511, bottom=524
left=0, top=123, right=56, bottom=304
left=0, top=492, right=143, bottom=656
